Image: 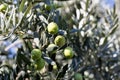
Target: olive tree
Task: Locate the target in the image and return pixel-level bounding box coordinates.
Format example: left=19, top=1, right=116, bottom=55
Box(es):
left=0, top=0, right=120, bottom=80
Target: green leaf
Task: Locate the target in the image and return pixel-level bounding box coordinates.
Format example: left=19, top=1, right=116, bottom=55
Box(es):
left=16, top=49, right=31, bottom=68
left=85, top=0, right=89, bottom=11
left=113, top=18, right=119, bottom=27
left=109, top=24, right=118, bottom=35
left=24, top=2, right=33, bottom=17
left=19, top=52, right=31, bottom=65
left=27, top=40, right=33, bottom=51
left=16, top=52, right=22, bottom=68
left=102, top=36, right=108, bottom=46
left=19, top=0, right=26, bottom=12
left=113, top=4, right=116, bottom=17
left=56, top=64, right=68, bottom=80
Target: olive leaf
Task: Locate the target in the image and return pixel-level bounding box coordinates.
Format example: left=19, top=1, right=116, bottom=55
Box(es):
left=16, top=48, right=31, bottom=68
left=56, top=64, right=68, bottom=80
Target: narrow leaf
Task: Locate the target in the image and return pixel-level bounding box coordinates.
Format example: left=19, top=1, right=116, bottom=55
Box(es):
left=85, top=0, right=89, bottom=11
left=19, top=0, right=26, bottom=12
left=109, top=24, right=118, bottom=35
left=56, top=64, right=68, bottom=79
left=24, top=2, right=33, bottom=17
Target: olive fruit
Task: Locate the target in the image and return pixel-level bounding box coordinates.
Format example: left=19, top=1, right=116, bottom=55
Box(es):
left=53, top=64, right=57, bottom=70
left=47, top=43, right=58, bottom=54
left=63, top=47, right=74, bottom=59
left=34, top=58, right=45, bottom=70
left=47, top=22, right=58, bottom=34
left=54, top=35, right=65, bottom=47
left=31, top=49, right=42, bottom=61
left=74, top=73, right=83, bottom=80
left=0, top=4, right=8, bottom=12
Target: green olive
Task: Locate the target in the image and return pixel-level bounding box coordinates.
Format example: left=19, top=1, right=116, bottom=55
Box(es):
left=74, top=73, right=83, bottom=80
left=54, top=35, right=65, bottom=47
left=47, top=22, right=58, bottom=34
left=34, top=58, right=45, bottom=70
left=31, top=49, right=42, bottom=61
left=0, top=4, right=8, bottom=12
left=63, top=47, right=74, bottom=59
left=53, top=64, right=57, bottom=70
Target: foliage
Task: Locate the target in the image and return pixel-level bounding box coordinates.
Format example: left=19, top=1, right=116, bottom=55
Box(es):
left=0, top=0, right=120, bottom=80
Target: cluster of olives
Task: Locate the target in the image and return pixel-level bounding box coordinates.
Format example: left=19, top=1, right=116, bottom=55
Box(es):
left=47, top=22, right=83, bottom=80
left=31, top=49, right=45, bottom=70
left=47, top=22, right=74, bottom=59
left=30, top=22, right=76, bottom=77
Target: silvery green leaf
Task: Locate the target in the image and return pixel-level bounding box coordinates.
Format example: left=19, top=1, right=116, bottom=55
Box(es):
left=58, top=29, right=67, bottom=35
left=39, top=15, right=48, bottom=24
left=80, top=1, right=86, bottom=10
left=42, top=52, right=56, bottom=65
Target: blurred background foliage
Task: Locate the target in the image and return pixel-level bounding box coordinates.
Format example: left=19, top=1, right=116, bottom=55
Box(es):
left=0, top=0, right=120, bottom=80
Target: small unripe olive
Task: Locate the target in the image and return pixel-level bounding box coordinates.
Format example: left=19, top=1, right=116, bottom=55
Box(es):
left=47, top=22, right=58, bottom=34
left=54, top=35, right=65, bottom=47
left=0, top=4, right=8, bottom=12
left=34, top=58, right=45, bottom=70
left=63, top=47, right=74, bottom=59
left=31, top=49, right=42, bottom=61
left=53, top=64, right=57, bottom=70
left=74, top=73, right=83, bottom=80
